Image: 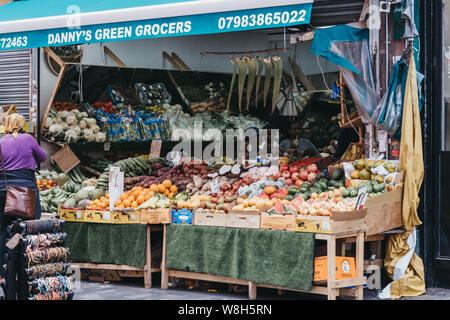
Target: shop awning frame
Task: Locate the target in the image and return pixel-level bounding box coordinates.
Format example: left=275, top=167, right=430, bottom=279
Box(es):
left=0, top=0, right=313, bottom=51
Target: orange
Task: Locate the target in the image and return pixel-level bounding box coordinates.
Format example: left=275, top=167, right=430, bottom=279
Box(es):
left=116, top=205, right=124, bottom=209
left=131, top=186, right=138, bottom=192
left=150, top=184, right=159, bottom=192
left=158, top=184, right=166, bottom=193
left=123, top=199, right=131, bottom=208
left=131, top=201, right=138, bottom=208
left=168, top=192, right=174, bottom=200
left=164, top=189, right=170, bottom=196
left=105, top=194, right=109, bottom=199
left=162, top=179, right=172, bottom=188
left=128, top=195, right=136, bottom=202
left=137, top=195, right=145, bottom=205
left=114, top=200, right=122, bottom=207
left=169, top=185, right=178, bottom=193
left=144, top=193, right=152, bottom=201
left=120, top=193, right=128, bottom=201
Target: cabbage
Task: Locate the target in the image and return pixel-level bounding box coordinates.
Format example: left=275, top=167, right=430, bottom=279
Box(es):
left=90, top=188, right=105, bottom=200
left=75, top=189, right=90, bottom=202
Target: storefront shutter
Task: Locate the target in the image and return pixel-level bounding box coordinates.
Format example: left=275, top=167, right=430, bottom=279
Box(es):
left=0, top=49, right=32, bottom=120
left=311, top=0, right=365, bottom=26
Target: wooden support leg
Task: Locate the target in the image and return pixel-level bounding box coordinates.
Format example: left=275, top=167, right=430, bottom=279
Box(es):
left=248, top=282, right=257, bottom=300
left=161, top=224, right=169, bottom=290
left=144, top=225, right=152, bottom=289
left=376, top=240, right=382, bottom=258
left=355, top=232, right=365, bottom=300
left=327, top=235, right=338, bottom=300
left=341, top=239, right=346, bottom=256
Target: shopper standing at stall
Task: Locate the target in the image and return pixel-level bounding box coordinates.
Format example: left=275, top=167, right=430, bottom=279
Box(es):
left=0, top=113, right=46, bottom=284
left=280, top=122, right=319, bottom=157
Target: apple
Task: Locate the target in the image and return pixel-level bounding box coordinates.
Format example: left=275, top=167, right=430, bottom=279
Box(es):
left=291, top=172, right=300, bottom=181
left=299, top=170, right=309, bottom=181
left=285, top=179, right=294, bottom=186
left=280, top=164, right=289, bottom=172
left=279, top=188, right=289, bottom=196
left=295, top=180, right=304, bottom=188
left=307, top=172, right=317, bottom=182
left=307, top=163, right=318, bottom=173
left=289, top=166, right=299, bottom=173
left=281, top=171, right=291, bottom=179
left=273, top=171, right=282, bottom=180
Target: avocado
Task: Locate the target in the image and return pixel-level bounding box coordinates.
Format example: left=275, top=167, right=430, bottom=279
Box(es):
left=331, top=168, right=344, bottom=180
left=288, top=186, right=299, bottom=195
left=285, top=195, right=294, bottom=201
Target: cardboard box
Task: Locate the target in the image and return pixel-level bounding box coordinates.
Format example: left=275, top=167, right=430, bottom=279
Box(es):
left=226, top=211, right=260, bottom=229
left=141, top=207, right=171, bottom=224
left=51, top=145, right=80, bottom=174
left=364, top=189, right=403, bottom=236
left=194, top=210, right=226, bottom=227
left=260, top=212, right=296, bottom=231
left=172, top=208, right=193, bottom=225
left=295, top=209, right=367, bottom=234
left=59, top=207, right=85, bottom=222
left=314, top=256, right=357, bottom=282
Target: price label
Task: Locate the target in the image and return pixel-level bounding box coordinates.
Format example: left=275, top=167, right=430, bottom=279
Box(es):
left=6, top=233, right=22, bottom=250
left=104, top=142, right=111, bottom=151
left=149, top=140, right=162, bottom=158
left=210, top=179, right=220, bottom=194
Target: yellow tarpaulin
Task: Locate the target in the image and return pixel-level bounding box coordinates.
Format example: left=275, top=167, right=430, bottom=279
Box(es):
left=381, top=51, right=426, bottom=299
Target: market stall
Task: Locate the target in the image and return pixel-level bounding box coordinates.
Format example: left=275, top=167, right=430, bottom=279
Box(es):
left=0, top=0, right=425, bottom=300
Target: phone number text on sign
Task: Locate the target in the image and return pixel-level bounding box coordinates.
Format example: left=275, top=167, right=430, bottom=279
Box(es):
left=217, top=10, right=307, bottom=30
left=0, top=36, right=28, bottom=49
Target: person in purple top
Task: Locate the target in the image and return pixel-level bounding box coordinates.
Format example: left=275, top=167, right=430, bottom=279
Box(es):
left=0, top=113, right=46, bottom=285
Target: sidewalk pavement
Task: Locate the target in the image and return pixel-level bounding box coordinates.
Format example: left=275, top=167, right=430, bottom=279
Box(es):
left=72, top=279, right=450, bottom=300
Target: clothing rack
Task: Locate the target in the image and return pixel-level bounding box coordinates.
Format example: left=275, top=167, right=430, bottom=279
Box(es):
left=4, top=218, right=74, bottom=301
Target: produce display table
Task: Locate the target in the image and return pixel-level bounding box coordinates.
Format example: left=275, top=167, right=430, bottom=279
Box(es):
left=160, top=224, right=366, bottom=300
left=64, top=222, right=163, bottom=288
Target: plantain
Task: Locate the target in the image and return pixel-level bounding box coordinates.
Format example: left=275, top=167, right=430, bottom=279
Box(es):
left=226, top=57, right=238, bottom=113
left=245, top=56, right=257, bottom=111
left=236, top=57, right=248, bottom=113
left=254, top=56, right=264, bottom=109
left=271, top=55, right=283, bottom=115
left=262, top=57, right=273, bottom=109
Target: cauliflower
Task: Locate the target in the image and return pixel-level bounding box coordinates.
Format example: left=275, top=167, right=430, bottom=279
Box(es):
left=86, top=118, right=97, bottom=127
left=44, top=117, right=54, bottom=129
left=91, top=125, right=100, bottom=134
left=64, top=129, right=79, bottom=143
left=78, top=119, right=88, bottom=129
left=49, top=124, right=63, bottom=135
left=66, top=115, right=78, bottom=126
left=57, top=110, right=70, bottom=120
left=83, top=129, right=95, bottom=142
left=94, top=132, right=107, bottom=143
left=77, top=112, right=88, bottom=121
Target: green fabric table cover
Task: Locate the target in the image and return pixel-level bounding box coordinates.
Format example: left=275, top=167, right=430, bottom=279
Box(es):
left=165, top=225, right=315, bottom=291
left=64, top=222, right=147, bottom=268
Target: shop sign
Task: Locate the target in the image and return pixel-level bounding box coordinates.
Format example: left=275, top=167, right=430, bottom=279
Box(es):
left=0, top=3, right=311, bottom=51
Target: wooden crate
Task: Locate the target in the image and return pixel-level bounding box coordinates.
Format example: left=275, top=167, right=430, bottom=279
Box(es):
left=260, top=213, right=296, bottom=231
left=141, top=207, right=171, bottom=224
left=111, top=211, right=141, bottom=224
left=59, top=206, right=85, bottom=222
left=364, top=189, right=403, bottom=236
left=295, top=209, right=367, bottom=234
left=194, top=210, right=226, bottom=227
left=226, top=211, right=260, bottom=229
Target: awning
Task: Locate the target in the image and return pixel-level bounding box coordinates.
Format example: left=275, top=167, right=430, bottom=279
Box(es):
left=0, top=0, right=313, bottom=51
